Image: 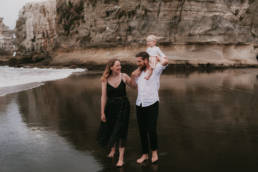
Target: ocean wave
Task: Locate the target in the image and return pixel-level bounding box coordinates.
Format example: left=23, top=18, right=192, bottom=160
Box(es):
left=0, top=66, right=85, bottom=96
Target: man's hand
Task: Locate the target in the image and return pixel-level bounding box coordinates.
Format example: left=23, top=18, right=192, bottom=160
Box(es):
left=130, top=68, right=141, bottom=89
left=131, top=67, right=141, bottom=78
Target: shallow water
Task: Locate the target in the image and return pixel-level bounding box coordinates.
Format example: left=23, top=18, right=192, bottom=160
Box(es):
left=1, top=69, right=258, bottom=172
left=0, top=66, right=84, bottom=96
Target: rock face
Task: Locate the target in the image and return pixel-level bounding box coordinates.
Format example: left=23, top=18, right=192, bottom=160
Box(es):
left=16, top=0, right=56, bottom=54
left=55, top=0, right=258, bottom=48
left=0, top=17, right=15, bottom=56
left=15, top=0, right=258, bottom=66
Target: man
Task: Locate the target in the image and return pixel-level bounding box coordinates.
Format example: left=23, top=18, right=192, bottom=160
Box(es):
left=130, top=51, right=168, bottom=164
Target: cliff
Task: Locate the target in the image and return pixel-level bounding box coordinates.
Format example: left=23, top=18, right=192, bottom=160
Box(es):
left=16, top=0, right=56, bottom=53
left=13, top=0, right=258, bottom=68
left=0, top=17, right=15, bottom=56
left=56, top=0, right=258, bottom=47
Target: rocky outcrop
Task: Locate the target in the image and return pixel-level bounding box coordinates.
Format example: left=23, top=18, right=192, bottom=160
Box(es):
left=14, top=0, right=258, bottom=67
left=55, top=0, right=258, bottom=47
left=0, top=17, right=15, bottom=56
left=16, top=0, right=56, bottom=54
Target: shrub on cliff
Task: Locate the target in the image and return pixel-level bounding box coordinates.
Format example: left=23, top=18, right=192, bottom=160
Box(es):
left=57, top=0, right=85, bottom=36
left=0, top=48, right=10, bottom=56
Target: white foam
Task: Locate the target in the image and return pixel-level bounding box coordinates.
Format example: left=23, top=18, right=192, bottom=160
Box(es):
left=0, top=66, right=85, bottom=96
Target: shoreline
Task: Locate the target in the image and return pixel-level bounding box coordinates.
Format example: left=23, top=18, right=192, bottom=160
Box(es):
left=0, top=66, right=86, bottom=98
left=1, top=44, right=258, bottom=71
left=2, top=59, right=258, bottom=73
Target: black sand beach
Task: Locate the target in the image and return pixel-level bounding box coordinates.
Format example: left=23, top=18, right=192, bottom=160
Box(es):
left=1, top=69, right=258, bottom=172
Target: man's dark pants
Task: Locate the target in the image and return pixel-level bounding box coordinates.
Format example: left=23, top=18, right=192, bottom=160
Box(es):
left=136, top=101, right=159, bottom=154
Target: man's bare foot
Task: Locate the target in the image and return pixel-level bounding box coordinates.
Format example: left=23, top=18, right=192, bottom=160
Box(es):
left=151, top=151, right=158, bottom=163
left=107, top=150, right=115, bottom=158
left=116, top=160, right=124, bottom=167
left=136, top=154, right=149, bottom=164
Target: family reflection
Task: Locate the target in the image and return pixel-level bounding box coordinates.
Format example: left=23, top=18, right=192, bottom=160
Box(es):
left=15, top=69, right=258, bottom=171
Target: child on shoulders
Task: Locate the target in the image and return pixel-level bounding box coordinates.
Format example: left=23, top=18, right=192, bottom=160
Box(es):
left=145, top=35, right=167, bottom=80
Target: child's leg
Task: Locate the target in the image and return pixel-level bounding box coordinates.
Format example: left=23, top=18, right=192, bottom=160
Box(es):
left=144, top=68, right=153, bottom=80
left=144, top=56, right=156, bottom=80
left=149, top=56, right=156, bottom=68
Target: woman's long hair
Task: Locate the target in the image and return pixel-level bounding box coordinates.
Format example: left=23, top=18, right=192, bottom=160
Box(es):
left=101, top=59, right=120, bottom=82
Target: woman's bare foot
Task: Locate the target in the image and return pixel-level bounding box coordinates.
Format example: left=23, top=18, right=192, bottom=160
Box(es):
left=116, top=147, right=125, bottom=167
left=116, top=160, right=124, bottom=167
left=107, top=148, right=115, bottom=158
left=151, top=150, right=158, bottom=163
left=136, top=154, right=149, bottom=164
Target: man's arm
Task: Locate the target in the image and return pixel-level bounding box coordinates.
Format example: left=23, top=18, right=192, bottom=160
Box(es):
left=157, top=55, right=168, bottom=66
left=157, top=47, right=169, bottom=66
left=154, top=56, right=168, bottom=76
left=129, top=68, right=141, bottom=89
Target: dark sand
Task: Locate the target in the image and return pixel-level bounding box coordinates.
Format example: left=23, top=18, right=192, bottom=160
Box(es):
left=1, top=69, right=258, bottom=172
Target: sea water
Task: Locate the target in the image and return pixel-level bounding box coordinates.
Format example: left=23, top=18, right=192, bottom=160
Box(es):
left=0, top=66, right=85, bottom=96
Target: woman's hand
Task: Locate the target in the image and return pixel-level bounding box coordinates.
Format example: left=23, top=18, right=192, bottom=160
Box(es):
left=101, top=113, right=107, bottom=122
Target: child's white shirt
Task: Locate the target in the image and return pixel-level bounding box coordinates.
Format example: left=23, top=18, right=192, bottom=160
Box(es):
left=146, top=46, right=166, bottom=58
left=146, top=46, right=166, bottom=68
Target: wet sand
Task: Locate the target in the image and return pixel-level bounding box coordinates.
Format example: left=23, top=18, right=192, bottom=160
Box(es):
left=1, top=69, right=258, bottom=172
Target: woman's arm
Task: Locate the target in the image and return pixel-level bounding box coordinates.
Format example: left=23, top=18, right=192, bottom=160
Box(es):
left=122, top=73, right=135, bottom=89
left=100, top=81, right=107, bottom=122
left=128, top=68, right=141, bottom=89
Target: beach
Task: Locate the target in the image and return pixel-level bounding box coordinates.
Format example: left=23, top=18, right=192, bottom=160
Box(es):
left=1, top=68, right=258, bottom=171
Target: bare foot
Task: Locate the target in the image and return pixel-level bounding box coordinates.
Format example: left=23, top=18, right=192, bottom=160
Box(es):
left=136, top=154, right=149, bottom=164
left=116, top=160, right=124, bottom=167
left=107, top=150, right=115, bottom=158
left=151, top=151, right=158, bottom=163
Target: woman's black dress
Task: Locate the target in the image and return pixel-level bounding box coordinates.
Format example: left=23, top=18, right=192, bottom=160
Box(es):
left=97, top=79, right=130, bottom=148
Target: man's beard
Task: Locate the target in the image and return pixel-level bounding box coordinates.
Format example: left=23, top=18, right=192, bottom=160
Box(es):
left=140, top=64, right=146, bottom=71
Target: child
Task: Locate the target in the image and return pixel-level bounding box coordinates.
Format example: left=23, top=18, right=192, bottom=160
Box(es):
left=145, top=35, right=167, bottom=80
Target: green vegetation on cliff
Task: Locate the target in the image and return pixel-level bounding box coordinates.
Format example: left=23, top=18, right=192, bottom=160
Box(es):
left=57, top=0, right=85, bottom=36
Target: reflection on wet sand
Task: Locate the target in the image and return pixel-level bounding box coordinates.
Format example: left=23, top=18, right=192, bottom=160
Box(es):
left=1, top=69, right=258, bottom=171
left=159, top=70, right=258, bottom=171
left=0, top=95, right=102, bottom=172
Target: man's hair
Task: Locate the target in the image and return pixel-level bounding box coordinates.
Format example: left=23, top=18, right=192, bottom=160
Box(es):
left=135, top=51, right=149, bottom=60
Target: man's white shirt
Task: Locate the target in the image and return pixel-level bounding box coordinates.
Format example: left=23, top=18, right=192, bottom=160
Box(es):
left=136, top=63, right=167, bottom=107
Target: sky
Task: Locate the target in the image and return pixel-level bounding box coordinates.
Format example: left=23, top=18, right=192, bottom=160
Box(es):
left=0, top=0, right=44, bottom=29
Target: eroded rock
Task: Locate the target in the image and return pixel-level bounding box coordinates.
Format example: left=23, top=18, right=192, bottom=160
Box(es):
left=14, top=0, right=258, bottom=67
left=0, top=17, right=15, bottom=56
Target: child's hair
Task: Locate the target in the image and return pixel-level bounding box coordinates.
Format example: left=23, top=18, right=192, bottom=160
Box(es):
left=146, top=35, right=162, bottom=42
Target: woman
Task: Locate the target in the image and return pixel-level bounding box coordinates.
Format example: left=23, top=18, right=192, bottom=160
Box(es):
left=98, top=59, right=132, bottom=167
